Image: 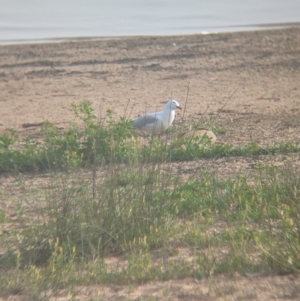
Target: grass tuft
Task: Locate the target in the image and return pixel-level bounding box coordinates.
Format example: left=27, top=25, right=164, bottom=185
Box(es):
left=0, top=101, right=299, bottom=173
left=0, top=101, right=300, bottom=298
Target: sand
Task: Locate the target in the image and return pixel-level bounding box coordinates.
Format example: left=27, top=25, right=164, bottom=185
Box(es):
left=1, top=26, right=300, bottom=300
left=0, top=27, right=299, bottom=139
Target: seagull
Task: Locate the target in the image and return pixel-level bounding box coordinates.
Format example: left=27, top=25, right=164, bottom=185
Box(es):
left=132, top=100, right=182, bottom=134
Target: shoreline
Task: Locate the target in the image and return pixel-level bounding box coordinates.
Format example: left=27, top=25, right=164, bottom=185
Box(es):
left=1, top=22, right=300, bottom=46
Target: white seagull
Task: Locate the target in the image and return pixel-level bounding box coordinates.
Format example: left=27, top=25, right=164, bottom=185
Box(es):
left=132, top=100, right=181, bottom=134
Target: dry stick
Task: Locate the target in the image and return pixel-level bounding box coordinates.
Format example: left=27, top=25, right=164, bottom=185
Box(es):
left=181, top=81, right=191, bottom=122
left=128, top=99, right=136, bottom=120
left=211, top=88, right=238, bottom=124
left=196, top=104, right=210, bottom=128
left=38, top=103, right=46, bottom=123
left=197, top=89, right=238, bottom=139
left=184, top=89, right=237, bottom=152
left=123, top=98, right=131, bottom=119
left=182, top=88, right=237, bottom=153
left=196, top=89, right=237, bottom=128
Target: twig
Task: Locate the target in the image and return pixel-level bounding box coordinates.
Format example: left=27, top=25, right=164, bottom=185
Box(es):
left=128, top=99, right=136, bottom=119
left=212, top=88, right=238, bottom=123
left=181, top=81, right=190, bottom=121
left=123, top=98, right=131, bottom=119
left=197, top=104, right=210, bottom=126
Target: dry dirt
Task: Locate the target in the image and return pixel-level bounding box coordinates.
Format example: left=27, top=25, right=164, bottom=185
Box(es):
left=1, top=26, right=300, bottom=300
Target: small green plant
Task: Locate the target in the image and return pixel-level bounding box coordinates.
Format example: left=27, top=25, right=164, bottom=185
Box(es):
left=0, top=209, right=8, bottom=223
left=0, top=129, right=18, bottom=150
left=0, top=101, right=299, bottom=172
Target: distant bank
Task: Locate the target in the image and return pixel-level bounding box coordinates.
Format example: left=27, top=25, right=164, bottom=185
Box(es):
left=1, top=0, right=300, bottom=44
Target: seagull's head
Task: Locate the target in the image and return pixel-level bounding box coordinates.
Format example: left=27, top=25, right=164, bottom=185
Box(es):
left=166, top=99, right=182, bottom=111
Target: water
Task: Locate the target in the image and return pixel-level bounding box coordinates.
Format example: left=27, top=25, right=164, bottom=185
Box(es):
left=1, top=0, right=299, bottom=44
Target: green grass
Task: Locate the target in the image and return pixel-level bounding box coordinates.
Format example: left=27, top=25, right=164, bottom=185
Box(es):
left=1, top=164, right=300, bottom=296
left=0, top=101, right=300, bottom=299
left=0, top=101, right=299, bottom=173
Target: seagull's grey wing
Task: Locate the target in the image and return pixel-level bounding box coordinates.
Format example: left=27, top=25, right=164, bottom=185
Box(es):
left=132, top=114, right=160, bottom=129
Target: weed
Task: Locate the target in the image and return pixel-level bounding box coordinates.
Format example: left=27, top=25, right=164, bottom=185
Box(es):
left=0, top=101, right=300, bottom=298
left=0, top=102, right=299, bottom=172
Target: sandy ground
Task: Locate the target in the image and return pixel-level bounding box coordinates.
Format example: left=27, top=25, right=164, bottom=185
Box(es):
left=1, top=27, right=300, bottom=140
left=1, top=26, right=300, bottom=300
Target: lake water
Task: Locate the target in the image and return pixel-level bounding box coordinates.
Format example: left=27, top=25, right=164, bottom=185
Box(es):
left=1, top=0, right=300, bottom=44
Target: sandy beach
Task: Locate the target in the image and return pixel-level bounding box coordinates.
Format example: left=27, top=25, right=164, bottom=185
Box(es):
left=0, top=27, right=299, bottom=143
left=1, top=26, right=300, bottom=300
